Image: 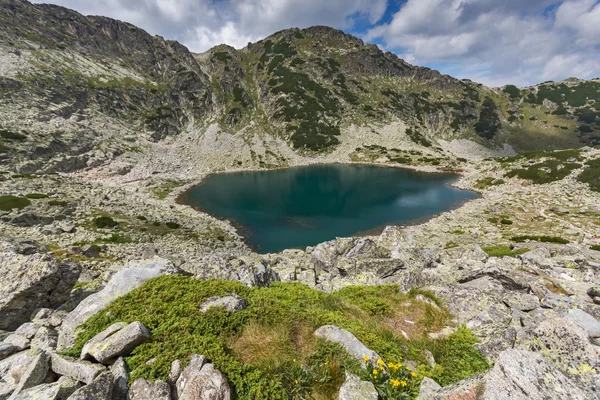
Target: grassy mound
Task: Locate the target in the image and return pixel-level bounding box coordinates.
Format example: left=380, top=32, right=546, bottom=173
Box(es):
left=0, top=195, right=31, bottom=211
left=67, top=277, right=489, bottom=399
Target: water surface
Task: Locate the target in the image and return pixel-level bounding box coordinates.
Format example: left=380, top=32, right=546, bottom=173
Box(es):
left=181, top=164, right=478, bottom=253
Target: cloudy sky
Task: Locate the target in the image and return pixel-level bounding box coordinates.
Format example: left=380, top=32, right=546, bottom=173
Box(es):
left=30, top=0, right=600, bottom=87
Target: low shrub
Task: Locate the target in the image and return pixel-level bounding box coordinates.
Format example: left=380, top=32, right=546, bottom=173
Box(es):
left=511, top=235, right=569, bottom=244
left=578, top=158, right=600, bottom=192
left=487, top=217, right=498, bottom=223
left=500, top=219, right=513, bottom=225
left=0, top=195, right=31, bottom=211
left=166, top=222, right=181, bottom=229
left=93, top=216, right=119, bottom=229
left=482, top=245, right=528, bottom=258
left=49, top=200, right=69, bottom=207
left=591, top=245, right=600, bottom=252
left=99, top=234, right=133, bottom=244
left=67, top=277, right=488, bottom=399
left=26, top=193, right=48, bottom=199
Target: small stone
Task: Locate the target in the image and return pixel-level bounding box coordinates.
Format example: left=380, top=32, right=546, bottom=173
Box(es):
left=31, top=326, right=58, bottom=352
left=338, top=372, right=378, bottom=400
left=423, top=350, right=436, bottom=368
left=14, top=323, right=38, bottom=340
left=0, top=343, right=16, bottom=361
left=128, top=379, right=171, bottom=400
left=30, top=309, right=53, bottom=323
left=82, top=245, right=100, bottom=259
left=3, top=334, right=30, bottom=351
left=109, top=357, right=129, bottom=400
left=314, top=325, right=380, bottom=365
left=67, top=371, right=114, bottom=400
left=200, top=295, right=248, bottom=314
left=417, top=377, right=442, bottom=399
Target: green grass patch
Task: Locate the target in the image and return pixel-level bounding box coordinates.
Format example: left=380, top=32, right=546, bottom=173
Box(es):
left=25, top=193, right=48, bottom=199
left=578, top=158, right=600, bottom=192
left=0, top=129, right=26, bottom=141
left=67, top=277, right=488, bottom=399
left=165, top=222, right=181, bottom=229
left=591, top=245, right=600, bottom=252
left=0, top=195, right=31, bottom=211
left=49, top=200, right=69, bottom=207
left=511, top=235, right=569, bottom=244
left=474, top=177, right=505, bottom=190
left=506, top=159, right=581, bottom=184
left=482, top=246, right=529, bottom=258
left=500, top=219, right=513, bottom=225
left=98, top=234, right=133, bottom=244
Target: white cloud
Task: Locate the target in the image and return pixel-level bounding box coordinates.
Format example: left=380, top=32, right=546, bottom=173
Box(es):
left=367, top=0, right=600, bottom=86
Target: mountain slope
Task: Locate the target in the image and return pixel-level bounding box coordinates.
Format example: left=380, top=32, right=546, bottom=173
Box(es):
left=0, top=0, right=599, bottom=175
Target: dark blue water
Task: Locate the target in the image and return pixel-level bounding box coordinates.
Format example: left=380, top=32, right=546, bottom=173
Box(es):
left=181, top=164, right=478, bottom=253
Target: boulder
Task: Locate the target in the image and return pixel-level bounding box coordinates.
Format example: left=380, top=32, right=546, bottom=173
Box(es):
left=416, top=377, right=442, bottom=400
left=50, top=354, right=106, bottom=385
left=0, top=248, right=80, bottom=330
left=526, top=318, right=600, bottom=372
left=0, top=351, right=31, bottom=388
left=2, top=335, right=30, bottom=352
left=519, top=248, right=553, bottom=269
left=109, top=357, right=129, bottom=400
left=175, top=356, right=230, bottom=400
left=11, top=376, right=81, bottom=400
left=481, top=349, right=588, bottom=400
left=503, top=293, right=540, bottom=312
left=14, top=324, right=39, bottom=340
left=338, top=372, right=378, bottom=400
left=58, top=259, right=178, bottom=351
left=66, top=371, right=114, bottom=400
left=128, top=379, right=171, bottom=400
left=314, top=325, right=380, bottom=365
left=566, top=309, right=600, bottom=338
left=200, top=295, right=248, bottom=314
left=9, top=351, right=50, bottom=399
left=81, top=322, right=150, bottom=364
left=31, top=327, right=58, bottom=352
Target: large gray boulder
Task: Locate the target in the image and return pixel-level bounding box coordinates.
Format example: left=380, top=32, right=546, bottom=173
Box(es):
left=481, top=349, right=588, bottom=400
left=0, top=344, right=16, bottom=361
left=200, top=295, right=248, bottom=314
left=338, top=372, right=378, bottom=400
left=11, top=376, right=81, bottom=400
left=0, top=248, right=80, bottom=330
left=175, top=355, right=230, bottom=400
left=416, top=377, right=442, bottom=400
left=128, top=379, right=171, bottom=400
left=50, top=354, right=106, bottom=385
left=566, top=309, right=600, bottom=338
left=314, top=325, right=380, bottom=365
left=66, top=371, right=114, bottom=400
left=81, top=322, right=150, bottom=365
left=58, top=259, right=178, bottom=351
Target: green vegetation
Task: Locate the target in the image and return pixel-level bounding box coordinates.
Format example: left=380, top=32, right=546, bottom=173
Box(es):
left=591, top=245, right=600, bottom=252
left=474, top=97, right=501, bottom=140
left=474, top=177, right=505, bottom=190
left=67, top=277, right=489, bottom=399
left=526, top=81, right=600, bottom=107
left=25, top=193, right=48, bottom=199
left=503, top=85, right=521, bottom=99
left=512, top=235, right=569, bottom=244
left=0, top=129, right=26, bottom=141
left=151, top=179, right=187, bottom=200
left=0, top=195, right=31, bottom=211
left=506, top=159, right=581, bottom=184
left=0, top=143, right=8, bottom=154
left=49, top=200, right=69, bottom=207
left=212, top=52, right=232, bottom=63
left=93, top=216, right=119, bottom=229
left=487, top=217, right=498, bottom=223
left=578, top=158, right=600, bottom=192
left=482, top=246, right=528, bottom=258
left=98, top=234, right=133, bottom=244
left=406, top=128, right=432, bottom=148
left=500, top=219, right=513, bottom=225
left=165, top=222, right=181, bottom=229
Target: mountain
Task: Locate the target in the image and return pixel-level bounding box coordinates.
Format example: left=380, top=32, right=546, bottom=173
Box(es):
left=0, top=0, right=599, bottom=175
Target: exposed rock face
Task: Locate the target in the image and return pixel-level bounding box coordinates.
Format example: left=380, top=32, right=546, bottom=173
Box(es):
left=109, top=357, right=129, bottom=400
left=338, top=372, right=378, bottom=400
left=416, top=377, right=442, bottom=400
left=200, top=295, right=248, bottom=314
left=9, top=350, right=49, bottom=399
left=10, top=376, right=81, bottom=400
left=481, top=349, right=590, bottom=400
left=0, top=243, right=80, bottom=330
left=66, top=371, right=114, bottom=400
left=81, top=322, right=151, bottom=365
left=57, top=259, right=179, bottom=351
left=566, top=309, right=600, bottom=338
left=314, top=325, right=380, bottom=364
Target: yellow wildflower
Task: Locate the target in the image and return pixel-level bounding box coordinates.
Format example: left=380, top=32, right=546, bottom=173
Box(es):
left=406, top=366, right=411, bottom=371
left=372, top=369, right=378, bottom=375
left=390, top=378, right=400, bottom=387
left=363, top=355, right=370, bottom=362
left=379, top=365, right=385, bottom=371
left=401, top=381, right=407, bottom=387
left=411, top=371, right=417, bottom=377
left=377, top=359, right=384, bottom=365
left=295, top=380, right=299, bottom=385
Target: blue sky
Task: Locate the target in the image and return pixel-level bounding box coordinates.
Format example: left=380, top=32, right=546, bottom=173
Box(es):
left=31, top=0, right=600, bottom=87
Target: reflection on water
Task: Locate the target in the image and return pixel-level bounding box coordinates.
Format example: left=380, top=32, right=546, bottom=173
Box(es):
left=182, top=164, right=479, bottom=253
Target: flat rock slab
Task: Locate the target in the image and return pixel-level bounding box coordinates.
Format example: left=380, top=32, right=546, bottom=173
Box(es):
left=338, top=372, right=378, bottom=400
left=129, top=379, right=171, bottom=400
left=481, top=349, right=588, bottom=400
left=9, top=351, right=49, bottom=398
left=0, top=343, right=16, bottom=361
left=58, top=259, right=177, bottom=351
left=11, top=377, right=81, bottom=400
left=566, top=309, right=600, bottom=338
left=314, top=325, right=380, bottom=364
left=82, top=322, right=150, bottom=365
left=51, top=354, right=106, bottom=385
